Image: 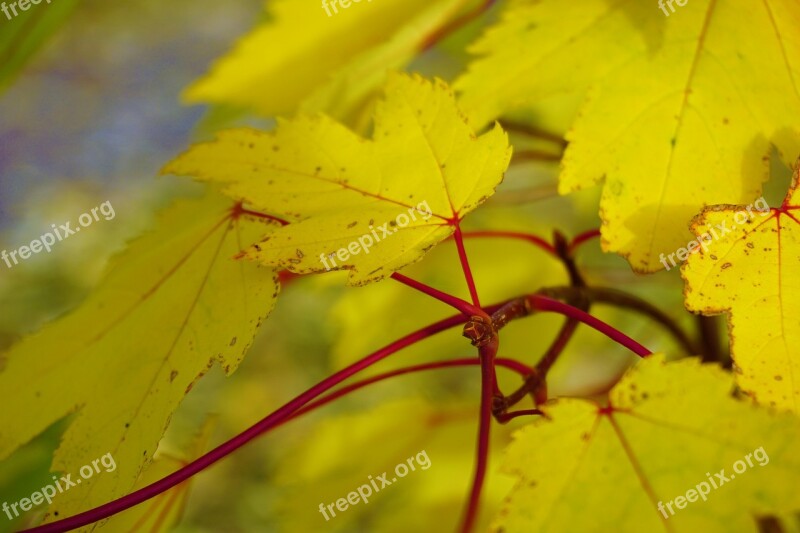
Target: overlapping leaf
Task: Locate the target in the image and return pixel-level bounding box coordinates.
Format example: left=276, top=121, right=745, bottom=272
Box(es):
left=683, top=169, right=800, bottom=412
left=495, top=355, right=800, bottom=532
left=165, top=73, right=512, bottom=285
left=0, top=191, right=279, bottom=523
left=456, top=0, right=800, bottom=272
left=183, top=0, right=469, bottom=124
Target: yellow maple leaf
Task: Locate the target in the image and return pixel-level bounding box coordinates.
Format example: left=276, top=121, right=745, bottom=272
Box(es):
left=495, top=355, right=800, bottom=532
left=183, top=0, right=469, bottom=124
left=682, top=168, right=800, bottom=412
left=0, top=191, right=279, bottom=523
left=456, top=0, right=800, bottom=272
left=455, top=0, right=647, bottom=131
left=164, top=73, right=512, bottom=286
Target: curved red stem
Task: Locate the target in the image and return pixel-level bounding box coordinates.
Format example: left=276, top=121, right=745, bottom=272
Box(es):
left=22, top=316, right=468, bottom=533
left=459, top=230, right=557, bottom=257
left=421, top=0, right=497, bottom=50
left=568, top=228, right=601, bottom=253
left=288, top=356, right=531, bottom=423
left=391, top=272, right=487, bottom=319
left=496, top=409, right=544, bottom=423
left=529, top=295, right=651, bottom=357
left=453, top=225, right=482, bottom=307
left=21, top=282, right=652, bottom=532
left=459, top=335, right=499, bottom=533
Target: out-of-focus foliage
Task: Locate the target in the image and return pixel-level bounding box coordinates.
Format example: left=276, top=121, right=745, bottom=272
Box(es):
left=0, top=0, right=79, bottom=91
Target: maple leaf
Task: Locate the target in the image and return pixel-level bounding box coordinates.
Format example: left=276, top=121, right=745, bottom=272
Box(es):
left=164, top=73, right=512, bottom=286
left=682, top=167, right=800, bottom=413
left=183, top=0, right=470, bottom=124
left=0, top=191, right=279, bottom=523
left=456, top=0, right=800, bottom=272
left=495, top=355, right=800, bottom=532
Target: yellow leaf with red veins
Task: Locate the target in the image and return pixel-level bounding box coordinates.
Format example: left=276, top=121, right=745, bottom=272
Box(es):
left=683, top=167, right=800, bottom=412
left=0, top=191, right=279, bottom=523
left=164, top=73, right=512, bottom=286
left=495, top=355, right=800, bottom=532
left=456, top=0, right=800, bottom=272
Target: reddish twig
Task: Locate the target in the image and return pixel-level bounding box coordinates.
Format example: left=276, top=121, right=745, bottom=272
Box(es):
left=495, top=409, right=545, bottom=423
left=459, top=230, right=558, bottom=257
left=391, top=272, right=487, bottom=319
left=289, top=356, right=531, bottom=423
left=568, top=228, right=601, bottom=253
left=487, top=293, right=651, bottom=358
left=528, top=295, right=651, bottom=357
left=459, top=334, right=499, bottom=533
left=512, top=149, right=562, bottom=163
left=453, top=225, right=482, bottom=307
left=24, top=233, right=656, bottom=533
left=421, top=0, right=497, bottom=51
left=497, top=120, right=567, bottom=147
left=21, top=316, right=469, bottom=533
